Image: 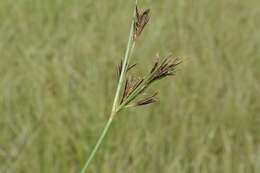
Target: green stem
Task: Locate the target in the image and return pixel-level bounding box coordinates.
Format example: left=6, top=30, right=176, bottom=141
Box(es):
left=112, top=0, right=138, bottom=113
left=79, top=1, right=138, bottom=173
left=79, top=114, right=114, bottom=173
left=112, top=16, right=135, bottom=113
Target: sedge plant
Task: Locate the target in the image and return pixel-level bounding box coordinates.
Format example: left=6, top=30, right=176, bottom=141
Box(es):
left=79, top=1, right=182, bottom=172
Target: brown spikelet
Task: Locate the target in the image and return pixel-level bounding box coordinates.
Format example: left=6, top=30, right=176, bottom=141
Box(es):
left=148, top=55, right=182, bottom=84
left=134, top=92, right=158, bottom=106
left=120, top=76, right=144, bottom=103
left=133, top=6, right=150, bottom=41
left=121, top=78, right=130, bottom=103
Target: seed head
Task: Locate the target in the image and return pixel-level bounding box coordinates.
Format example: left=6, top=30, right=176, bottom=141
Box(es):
left=133, top=5, right=150, bottom=41
left=148, top=55, right=182, bottom=84
left=134, top=92, right=158, bottom=107
left=117, top=54, right=182, bottom=110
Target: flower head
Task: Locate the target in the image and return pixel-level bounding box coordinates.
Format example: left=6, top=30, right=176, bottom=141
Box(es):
left=117, top=54, right=182, bottom=110
left=133, top=6, right=150, bottom=41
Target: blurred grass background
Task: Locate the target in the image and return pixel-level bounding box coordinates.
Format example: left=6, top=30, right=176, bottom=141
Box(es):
left=0, top=0, right=259, bottom=172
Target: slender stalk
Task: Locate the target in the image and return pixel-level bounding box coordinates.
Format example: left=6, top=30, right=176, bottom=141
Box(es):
left=79, top=1, right=138, bottom=172
left=112, top=14, right=136, bottom=114
left=112, top=0, right=138, bottom=113
left=79, top=115, right=114, bottom=173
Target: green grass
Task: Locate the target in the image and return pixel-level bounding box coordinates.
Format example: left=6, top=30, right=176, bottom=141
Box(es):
left=0, top=0, right=259, bottom=172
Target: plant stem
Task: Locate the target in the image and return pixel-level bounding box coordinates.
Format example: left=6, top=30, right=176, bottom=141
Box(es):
left=79, top=114, right=114, bottom=173
left=79, top=1, right=138, bottom=172
left=112, top=16, right=135, bottom=113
